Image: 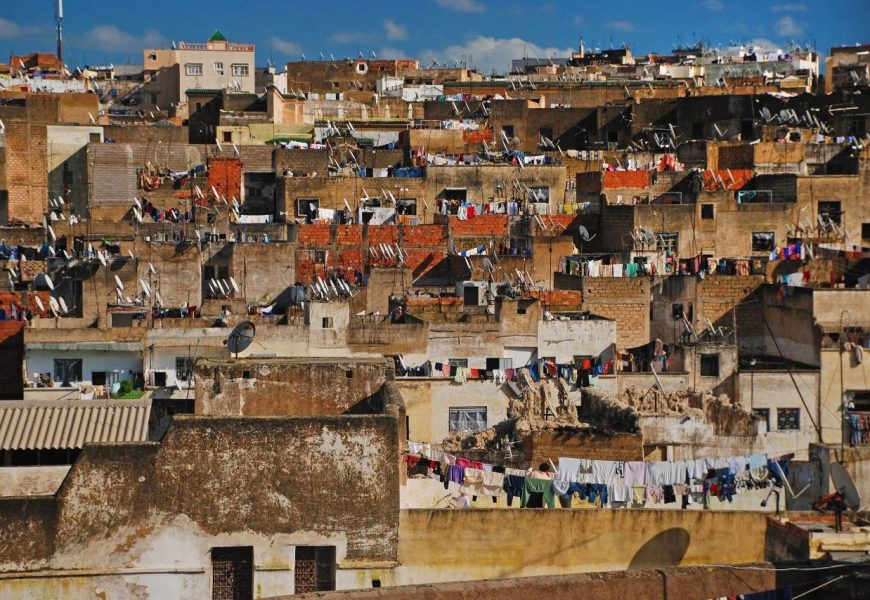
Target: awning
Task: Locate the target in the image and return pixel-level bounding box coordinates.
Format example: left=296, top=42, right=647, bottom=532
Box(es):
left=26, top=342, right=142, bottom=352
left=0, top=398, right=151, bottom=450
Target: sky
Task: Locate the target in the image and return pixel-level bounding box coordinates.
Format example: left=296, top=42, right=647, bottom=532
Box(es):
left=1, top=0, right=868, bottom=74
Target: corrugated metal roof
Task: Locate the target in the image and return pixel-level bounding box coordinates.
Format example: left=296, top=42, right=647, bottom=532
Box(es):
left=0, top=399, right=151, bottom=450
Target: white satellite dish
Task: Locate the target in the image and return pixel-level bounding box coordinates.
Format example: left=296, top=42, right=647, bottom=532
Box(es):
left=43, top=275, right=55, bottom=291
left=34, top=296, right=45, bottom=312
left=98, top=253, right=107, bottom=267
left=155, top=291, right=163, bottom=307
left=58, top=297, right=68, bottom=313
left=114, top=275, right=124, bottom=290
left=229, top=277, right=240, bottom=294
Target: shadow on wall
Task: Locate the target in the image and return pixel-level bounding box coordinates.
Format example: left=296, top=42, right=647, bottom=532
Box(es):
left=628, top=528, right=690, bottom=571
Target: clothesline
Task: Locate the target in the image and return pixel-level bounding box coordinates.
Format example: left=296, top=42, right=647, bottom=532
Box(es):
left=406, top=441, right=791, bottom=510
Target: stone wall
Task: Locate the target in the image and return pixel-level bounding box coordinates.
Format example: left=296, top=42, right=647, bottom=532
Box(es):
left=581, top=277, right=650, bottom=349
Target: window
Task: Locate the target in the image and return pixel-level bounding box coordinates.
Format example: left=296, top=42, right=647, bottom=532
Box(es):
left=449, top=407, right=487, bottom=433
left=91, top=371, right=107, bottom=386
left=448, top=358, right=468, bottom=368
left=294, top=546, right=335, bottom=594
left=204, top=265, right=230, bottom=281
left=222, top=131, right=232, bottom=143
left=606, top=130, right=618, bottom=143
left=231, top=64, right=249, bottom=77
left=502, top=125, right=514, bottom=139
left=185, top=63, right=203, bottom=76
left=741, top=120, right=754, bottom=139
left=396, top=198, right=417, bottom=215
left=322, top=317, right=333, bottom=329
left=485, top=357, right=512, bottom=370
left=53, top=358, right=82, bottom=383
left=701, top=204, right=714, bottom=219
left=777, top=408, right=801, bottom=431
left=539, top=127, right=553, bottom=141
left=175, top=357, right=194, bottom=381
left=753, top=408, right=771, bottom=433
left=818, top=201, right=842, bottom=225
left=751, top=232, right=775, bottom=252
left=700, top=354, right=720, bottom=377
left=863, top=223, right=870, bottom=241
left=89, top=132, right=101, bottom=143
left=150, top=93, right=158, bottom=105
left=849, top=391, right=870, bottom=412
left=656, top=232, right=678, bottom=252
left=671, top=302, right=695, bottom=322
left=296, top=197, right=319, bottom=217
left=331, top=81, right=340, bottom=88
left=313, top=250, right=327, bottom=264
left=848, top=117, right=866, bottom=138
left=528, top=186, right=550, bottom=203
left=444, top=188, right=467, bottom=203
left=214, top=62, right=224, bottom=75
left=211, top=546, right=253, bottom=600
left=691, top=122, right=704, bottom=139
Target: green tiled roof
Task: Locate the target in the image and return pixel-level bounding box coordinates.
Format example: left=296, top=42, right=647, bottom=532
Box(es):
left=208, top=30, right=228, bottom=42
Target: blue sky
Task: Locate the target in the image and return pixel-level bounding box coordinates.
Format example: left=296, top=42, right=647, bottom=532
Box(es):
left=1, top=0, right=867, bottom=73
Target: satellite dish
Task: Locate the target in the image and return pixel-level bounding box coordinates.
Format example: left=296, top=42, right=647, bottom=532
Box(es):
left=34, top=296, right=45, bottom=312
left=114, top=275, right=124, bottom=290
left=43, top=274, right=55, bottom=291
left=577, top=226, right=596, bottom=242
left=224, top=321, right=256, bottom=356
left=58, top=297, right=68, bottom=313
left=831, top=462, right=862, bottom=512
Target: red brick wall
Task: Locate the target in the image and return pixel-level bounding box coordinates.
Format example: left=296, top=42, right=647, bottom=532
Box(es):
left=208, top=157, right=242, bottom=201
left=400, top=224, right=446, bottom=247
left=603, top=170, right=650, bottom=189
left=449, top=214, right=509, bottom=237
left=297, top=224, right=332, bottom=247
left=703, top=169, right=752, bottom=191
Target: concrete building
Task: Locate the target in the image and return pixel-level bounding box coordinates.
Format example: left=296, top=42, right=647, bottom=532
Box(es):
left=142, top=30, right=255, bottom=109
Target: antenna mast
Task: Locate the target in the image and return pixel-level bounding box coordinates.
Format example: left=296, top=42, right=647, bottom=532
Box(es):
left=55, top=0, right=63, bottom=63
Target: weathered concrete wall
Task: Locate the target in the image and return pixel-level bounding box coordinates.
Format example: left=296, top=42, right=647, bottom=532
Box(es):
left=537, top=318, right=615, bottom=363
left=0, top=416, right=400, bottom=598
left=393, top=509, right=772, bottom=585
left=195, top=358, right=392, bottom=416
left=0, top=466, right=69, bottom=497
left=819, top=349, right=870, bottom=445
left=737, top=370, right=820, bottom=458
left=398, top=379, right=509, bottom=443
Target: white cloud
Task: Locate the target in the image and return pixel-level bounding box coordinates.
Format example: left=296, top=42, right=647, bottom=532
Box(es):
left=331, top=31, right=371, bottom=44
left=84, top=25, right=165, bottom=53
left=0, top=18, right=39, bottom=39
left=776, top=15, right=802, bottom=37
left=420, top=36, right=572, bottom=75
left=703, top=0, right=723, bottom=11
left=269, top=37, right=302, bottom=56
left=378, top=46, right=407, bottom=59
left=384, top=20, right=408, bottom=42
left=605, top=21, right=635, bottom=32
left=771, top=3, right=807, bottom=12
left=434, top=0, right=486, bottom=13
